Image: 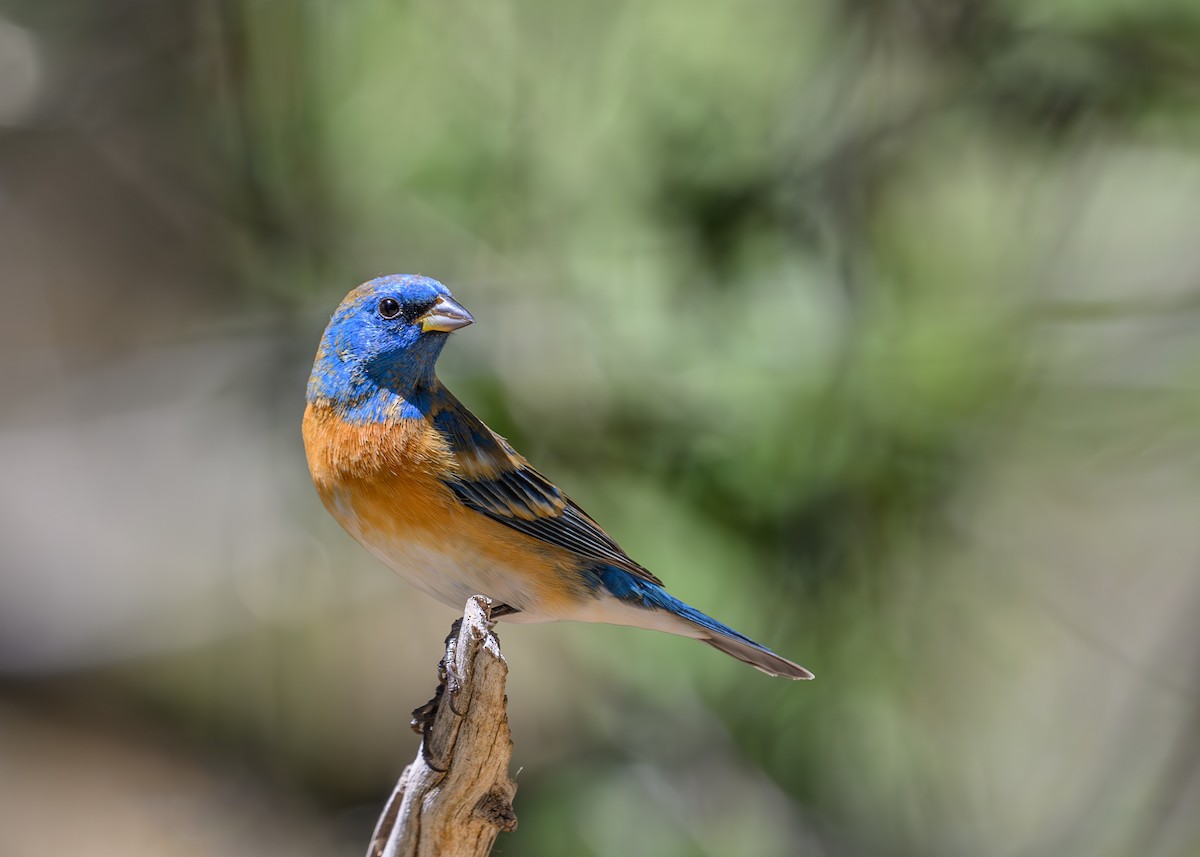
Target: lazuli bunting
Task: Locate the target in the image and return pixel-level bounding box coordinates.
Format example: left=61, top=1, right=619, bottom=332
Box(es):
left=302, top=275, right=812, bottom=679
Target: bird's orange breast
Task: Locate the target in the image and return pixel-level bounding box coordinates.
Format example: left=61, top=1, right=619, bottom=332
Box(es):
left=301, top=402, right=587, bottom=614
left=303, top=400, right=458, bottom=530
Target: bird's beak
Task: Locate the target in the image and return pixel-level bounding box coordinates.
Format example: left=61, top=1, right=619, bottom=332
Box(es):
left=419, top=295, right=475, bottom=333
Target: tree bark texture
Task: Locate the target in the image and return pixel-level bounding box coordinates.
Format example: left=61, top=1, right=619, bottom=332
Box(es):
left=366, top=596, right=517, bottom=857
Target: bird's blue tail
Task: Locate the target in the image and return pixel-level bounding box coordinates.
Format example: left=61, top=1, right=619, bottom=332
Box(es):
left=593, top=566, right=813, bottom=680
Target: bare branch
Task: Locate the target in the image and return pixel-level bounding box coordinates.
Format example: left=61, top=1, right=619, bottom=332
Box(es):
left=367, top=596, right=517, bottom=857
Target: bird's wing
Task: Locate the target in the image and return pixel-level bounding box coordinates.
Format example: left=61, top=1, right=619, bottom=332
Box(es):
left=430, top=389, right=664, bottom=586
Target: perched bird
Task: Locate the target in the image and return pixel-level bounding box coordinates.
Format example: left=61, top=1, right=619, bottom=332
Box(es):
left=302, top=274, right=812, bottom=679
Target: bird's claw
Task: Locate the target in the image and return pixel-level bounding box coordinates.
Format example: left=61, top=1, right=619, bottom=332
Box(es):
left=488, top=602, right=519, bottom=627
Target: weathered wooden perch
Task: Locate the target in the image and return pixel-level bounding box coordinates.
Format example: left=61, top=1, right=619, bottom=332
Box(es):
left=367, top=596, right=517, bottom=857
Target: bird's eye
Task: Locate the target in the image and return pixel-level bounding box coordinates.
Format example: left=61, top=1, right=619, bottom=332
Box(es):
left=378, top=297, right=402, bottom=319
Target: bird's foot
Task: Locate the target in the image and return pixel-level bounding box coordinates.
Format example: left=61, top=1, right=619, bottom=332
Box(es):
left=488, top=602, right=519, bottom=625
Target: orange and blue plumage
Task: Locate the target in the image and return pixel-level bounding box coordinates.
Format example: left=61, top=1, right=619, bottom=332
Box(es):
left=302, top=274, right=812, bottom=679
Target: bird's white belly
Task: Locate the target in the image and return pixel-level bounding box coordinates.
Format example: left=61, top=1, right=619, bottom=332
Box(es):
left=358, top=532, right=693, bottom=634
left=338, top=509, right=548, bottom=618
left=325, top=490, right=688, bottom=632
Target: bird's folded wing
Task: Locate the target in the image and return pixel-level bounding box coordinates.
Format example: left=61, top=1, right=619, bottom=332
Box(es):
left=431, top=390, right=663, bottom=586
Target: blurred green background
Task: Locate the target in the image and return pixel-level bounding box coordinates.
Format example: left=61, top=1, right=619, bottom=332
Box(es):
left=3, top=1, right=1200, bottom=855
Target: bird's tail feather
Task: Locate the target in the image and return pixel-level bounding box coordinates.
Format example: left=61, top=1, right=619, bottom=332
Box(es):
left=595, top=567, right=814, bottom=680
left=697, top=629, right=814, bottom=679
left=668, top=596, right=814, bottom=680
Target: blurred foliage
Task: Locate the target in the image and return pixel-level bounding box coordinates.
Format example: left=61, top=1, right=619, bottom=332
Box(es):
left=2, top=0, right=1200, bottom=855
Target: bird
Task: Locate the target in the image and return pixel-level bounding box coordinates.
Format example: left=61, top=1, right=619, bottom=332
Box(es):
left=302, top=274, right=812, bottom=679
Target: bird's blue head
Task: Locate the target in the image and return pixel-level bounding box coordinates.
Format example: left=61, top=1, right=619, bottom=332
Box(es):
left=306, top=274, right=474, bottom=422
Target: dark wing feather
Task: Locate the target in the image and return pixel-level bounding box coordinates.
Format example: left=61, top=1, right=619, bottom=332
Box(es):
left=430, top=388, right=663, bottom=585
